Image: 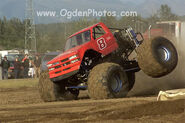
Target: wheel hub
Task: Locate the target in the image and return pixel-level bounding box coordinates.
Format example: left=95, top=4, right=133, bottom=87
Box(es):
left=157, top=47, right=171, bottom=61
left=110, top=75, right=123, bottom=93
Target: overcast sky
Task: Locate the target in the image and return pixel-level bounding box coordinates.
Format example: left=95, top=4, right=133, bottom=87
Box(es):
left=0, top=0, right=184, bottom=23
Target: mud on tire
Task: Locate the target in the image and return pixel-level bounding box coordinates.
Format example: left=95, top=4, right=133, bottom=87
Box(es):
left=137, top=36, right=178, bottom=78
left=39, top=71, right=79, bottom=102
left=88, top=63, right=129, bottom=99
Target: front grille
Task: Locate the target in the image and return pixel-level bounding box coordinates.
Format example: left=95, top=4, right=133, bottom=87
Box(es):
left=61, top=58, right=69, bottom=63
left=55, top=71, right=61, bottom=74
left=53, top=62, right=59, bottom=66
left=63, top=67, right=71, bottom=71
left=55, top=65, right=61, bottom=69
left=63, top=62, right=70, bottom=66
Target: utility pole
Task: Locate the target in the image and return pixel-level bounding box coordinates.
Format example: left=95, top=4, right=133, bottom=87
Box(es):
left=25, top=0, right=37, bottom=54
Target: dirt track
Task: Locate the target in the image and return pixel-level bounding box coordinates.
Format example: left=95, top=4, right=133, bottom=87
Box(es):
left=1, top=55, right=185, bottom=123
left=0, top=62, right=185, bottom=123
left=0, top=85, right=184, bottom=123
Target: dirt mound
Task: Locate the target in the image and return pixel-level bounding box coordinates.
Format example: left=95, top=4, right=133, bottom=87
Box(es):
left=100, top=99, right=184, bottom=120
left=0, top=84, right=184, bottom=122
left=0, top=87, right=43, bottom=105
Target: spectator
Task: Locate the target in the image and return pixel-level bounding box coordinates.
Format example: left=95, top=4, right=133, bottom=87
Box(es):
left=14, top=57, right=21, bottom=79
left=22, top=54, right=29, bottom=78
left=34, top=55, right=41, bottom=78
left=29, top=58, right=35, bottom=78
left=1, top=56, right=10, bottom=79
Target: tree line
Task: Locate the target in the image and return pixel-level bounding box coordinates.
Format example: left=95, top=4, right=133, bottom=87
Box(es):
left=0, top=4, right=184, bottom=53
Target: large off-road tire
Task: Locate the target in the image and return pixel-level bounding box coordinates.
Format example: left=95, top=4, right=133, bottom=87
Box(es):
left=88, top=63, right=129, bottom=99
left=137, top=36, right=178, bottom=78
left=38, top=71, right=79, bottom=102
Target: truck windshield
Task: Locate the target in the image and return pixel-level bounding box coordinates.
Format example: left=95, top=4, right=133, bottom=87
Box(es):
left=64, top=30, right=91, bottom=51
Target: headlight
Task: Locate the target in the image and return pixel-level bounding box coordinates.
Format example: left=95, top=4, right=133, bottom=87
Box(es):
left=49, top=68, right=54, bottom=71
left=69, top=55, right=78, bottom=60
left=71, top=59, right=79, bottom=64
left=53, top=62, right=60, bottom=66
left=47, top=64, right=52, bottom=68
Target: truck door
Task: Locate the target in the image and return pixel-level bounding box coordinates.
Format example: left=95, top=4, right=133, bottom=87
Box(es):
left=92, top=25, right=107, bottom=51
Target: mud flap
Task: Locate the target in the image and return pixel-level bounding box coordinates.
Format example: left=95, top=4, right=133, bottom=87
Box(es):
left=157, top=89, right=185, bottom=101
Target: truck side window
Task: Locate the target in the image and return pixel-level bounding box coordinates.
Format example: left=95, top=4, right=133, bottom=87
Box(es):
left=92, top=26, right=106, bottom=39
left=83, top=30, right=91, bottom=42
left=71, top=36, right=77, bottom=48
left=76, top=33, right=83, bottom=45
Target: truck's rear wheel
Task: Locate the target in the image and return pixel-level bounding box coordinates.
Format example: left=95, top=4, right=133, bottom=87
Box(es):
left=38, top=71, right=79, bottom=102
left=137, top=36, right=178, bottom=78
left=88, top=63, right=129, bottom=99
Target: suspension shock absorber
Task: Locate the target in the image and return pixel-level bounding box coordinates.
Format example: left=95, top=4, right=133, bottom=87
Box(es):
left=126, top=27, right=144, bottom=47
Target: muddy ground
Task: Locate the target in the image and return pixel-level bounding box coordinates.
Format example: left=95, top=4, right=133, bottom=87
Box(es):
left=0, top=77, right=184, bottom=123
left=0, top=50, right=185, bottom=122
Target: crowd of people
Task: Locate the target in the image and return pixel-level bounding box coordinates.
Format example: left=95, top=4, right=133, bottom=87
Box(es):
left=0, top=54, right=41, bottom=79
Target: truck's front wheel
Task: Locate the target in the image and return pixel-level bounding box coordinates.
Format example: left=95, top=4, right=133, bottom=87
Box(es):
left=88, top=63, right=129, bottom=99
left=38, top=71, right=79, bottom=102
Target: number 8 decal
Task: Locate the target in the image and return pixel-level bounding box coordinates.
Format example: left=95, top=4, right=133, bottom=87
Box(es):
left=97, top=38, right=107, bottom=50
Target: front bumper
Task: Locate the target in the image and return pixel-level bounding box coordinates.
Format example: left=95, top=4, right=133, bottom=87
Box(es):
left=51, top=70, right=79, bottom=82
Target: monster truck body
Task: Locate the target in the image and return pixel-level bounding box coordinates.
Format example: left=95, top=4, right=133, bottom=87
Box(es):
left=47, top=22, right=118, bottom=81
left=39, top=22, right=178, bottom=102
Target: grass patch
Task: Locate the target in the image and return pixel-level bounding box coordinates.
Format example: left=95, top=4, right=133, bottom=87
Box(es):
left=0, top=79, right=38, bottom=89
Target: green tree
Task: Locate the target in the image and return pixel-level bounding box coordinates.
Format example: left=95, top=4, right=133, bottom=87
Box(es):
left=157, top=4, right=178, bottom=21
left=100, top=15, right=117, bottom=27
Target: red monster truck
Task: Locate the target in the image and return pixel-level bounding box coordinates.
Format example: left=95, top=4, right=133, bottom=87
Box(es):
left=39, top=22, right=178, bottom=102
